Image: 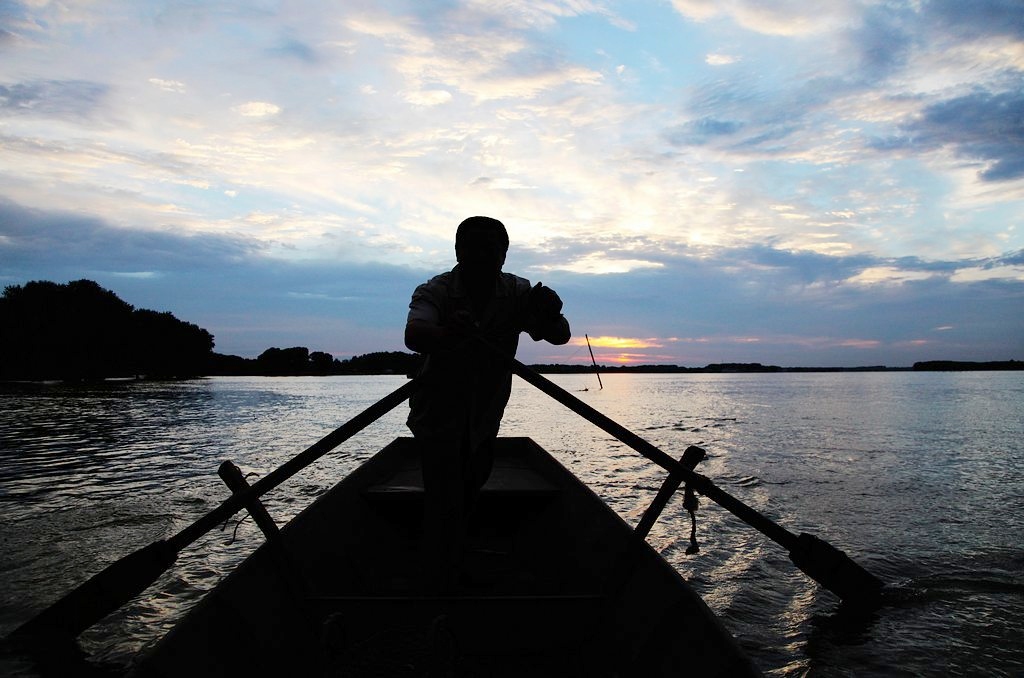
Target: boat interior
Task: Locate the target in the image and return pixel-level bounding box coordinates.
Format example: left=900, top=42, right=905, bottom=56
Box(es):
left=130, top=437, right=757, bottom=677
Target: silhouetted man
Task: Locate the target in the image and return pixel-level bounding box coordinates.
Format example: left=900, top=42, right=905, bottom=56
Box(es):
left=405, top=216, right=570, bottom=589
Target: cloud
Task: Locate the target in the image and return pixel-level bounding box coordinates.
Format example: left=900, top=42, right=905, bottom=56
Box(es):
left=661, top=70, right=852, bottom=161
left=664, top=117, right=745, bottom=146
left=344, top=8, right=604, bottom=103
left=148, top=78, right=186, bottom=93
left=929, top=0, right=1024, bottom=41
left=0, top=79, right=110, bottom=121
left=850, top=3, right=916, bottom=79
left=670, top=0, right=857, bottom=36
left=876, top=90, right=1024, bottom=181
left=951, top=266, right=1024, bottom=282
left=847, top=266, right=938, bottom=285
left=268, top=37, right=320, bottom=64
left=548, top=253, right=665, bottom=275
left=403, top=89, right=453, bottom=106
left=233, top=101, right=282, bottom=117
left=549, top=242, right=1024, bottom=365
left=0, top=198, right=263, bottom=274
left=705, top=53, right=740, bottom=66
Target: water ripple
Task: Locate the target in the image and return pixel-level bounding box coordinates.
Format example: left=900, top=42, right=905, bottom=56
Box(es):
left=2, top=372, right=1023, bottom=677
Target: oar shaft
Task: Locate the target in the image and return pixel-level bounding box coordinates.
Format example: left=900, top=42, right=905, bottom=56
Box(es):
left=169, top=375, right=422, bottom=552
left=503, top=351, right=882, bottom=604
left=11, top=375, right=423, bottom=642
left=506, top=357, right=798, bottom=549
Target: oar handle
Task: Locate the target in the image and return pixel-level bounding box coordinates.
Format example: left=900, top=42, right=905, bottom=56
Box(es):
left=496, top=346, right=883, bottom=604
left=10, top=375, right=424, bottom=643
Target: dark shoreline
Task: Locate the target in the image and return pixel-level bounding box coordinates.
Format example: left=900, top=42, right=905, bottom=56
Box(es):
left=5, top=359, right=1021, bottom=384
left=531, top=360, right=1023, bottom=374
left=206, top=355, right=1023, bottom=377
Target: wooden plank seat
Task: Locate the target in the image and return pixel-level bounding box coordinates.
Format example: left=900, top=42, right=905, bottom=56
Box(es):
left=363, top=459, right=561, bottom=502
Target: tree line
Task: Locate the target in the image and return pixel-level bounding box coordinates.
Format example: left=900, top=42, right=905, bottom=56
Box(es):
left=911, top=360, right=1023, bottom=371
left=1, top=280, right=214, bottom=380
left=0, top=279, right=423, bottom=381
left=212, top=347, right=424, bottom=376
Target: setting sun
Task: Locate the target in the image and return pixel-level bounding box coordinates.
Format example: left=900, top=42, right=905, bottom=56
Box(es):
left=575, top=336, right=663, bottom=349
left=570, top=336, right=670, bottom=364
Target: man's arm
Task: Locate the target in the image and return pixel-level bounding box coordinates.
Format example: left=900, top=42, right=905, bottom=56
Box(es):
left=525, top=282, right=571, bottom=345
left=405, top=319, right=444, bottom=354
left=405, top=312, right=476, bottom=354
left=406, top=280, right=459, bottom=354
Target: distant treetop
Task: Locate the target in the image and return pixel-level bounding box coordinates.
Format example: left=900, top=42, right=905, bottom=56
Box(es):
left=0, top=279, right=214, bottom=380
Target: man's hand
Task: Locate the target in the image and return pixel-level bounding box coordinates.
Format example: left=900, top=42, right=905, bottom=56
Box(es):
left=528, top=282, right=563, bottom=321
left=526, top=282, right=570, bottom=345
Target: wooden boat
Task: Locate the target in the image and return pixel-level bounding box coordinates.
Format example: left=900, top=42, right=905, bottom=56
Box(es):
left=13, top=361, right=878, bottom=676
left=128, top=437, right=760, bottom=677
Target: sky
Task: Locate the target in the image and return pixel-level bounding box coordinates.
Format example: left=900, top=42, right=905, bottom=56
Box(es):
left=1, top=0, right=1022, bottom=367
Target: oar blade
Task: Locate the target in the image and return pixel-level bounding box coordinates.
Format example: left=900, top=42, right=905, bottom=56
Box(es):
left=10, top=539, right=177, bottom=643
left=9, top=376, right=424, bottom=645
left=789, top=533, right=883, bottom=606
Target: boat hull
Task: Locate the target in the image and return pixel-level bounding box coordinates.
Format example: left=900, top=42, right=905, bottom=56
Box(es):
left=130, top=437, right=758, bottom=677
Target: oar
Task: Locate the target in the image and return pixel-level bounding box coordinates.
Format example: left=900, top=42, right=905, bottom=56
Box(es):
left=495, top=346, right=883, bottom=605
left=9, top=375, right=425, bottom=644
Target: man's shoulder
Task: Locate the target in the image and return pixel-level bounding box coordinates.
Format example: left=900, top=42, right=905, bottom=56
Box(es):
left=416, top=270, right=455, bottom=292
left=498, top=272, right=531, bottom=293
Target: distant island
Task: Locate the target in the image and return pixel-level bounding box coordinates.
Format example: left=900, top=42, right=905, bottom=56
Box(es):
left=1, top=279, right=1020, bottom=381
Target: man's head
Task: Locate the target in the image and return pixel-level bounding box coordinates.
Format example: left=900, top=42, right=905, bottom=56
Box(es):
left=455, top=216, right=508, bottom=283
left=456, top=216, right=508, bottom=252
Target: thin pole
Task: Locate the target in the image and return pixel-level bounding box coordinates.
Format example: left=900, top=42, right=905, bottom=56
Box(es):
left=585, top=334, right=603, bottom=390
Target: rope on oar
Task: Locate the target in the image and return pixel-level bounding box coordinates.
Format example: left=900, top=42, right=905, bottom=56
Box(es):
left=224, top=513, right=251, bottom=545
left=8, top=374, right=426, bottom=644
left=683, top=481, right=700, bottom=555
left=480, top=338, right=883, bottom=606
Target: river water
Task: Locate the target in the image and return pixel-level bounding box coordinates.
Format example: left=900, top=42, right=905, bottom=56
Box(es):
left=1, top=372, right=1022, bottom=676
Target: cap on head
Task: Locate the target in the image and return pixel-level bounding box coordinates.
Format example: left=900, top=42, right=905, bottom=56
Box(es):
left=455, top=216, right=509, bottom=253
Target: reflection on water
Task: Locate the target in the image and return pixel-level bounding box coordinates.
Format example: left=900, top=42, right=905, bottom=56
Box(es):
left=2, top=372, right=1023, bottom=676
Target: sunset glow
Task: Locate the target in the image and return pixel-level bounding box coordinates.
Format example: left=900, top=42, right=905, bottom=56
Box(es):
left=575, top=336, right=664, bottom=350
